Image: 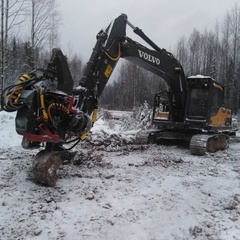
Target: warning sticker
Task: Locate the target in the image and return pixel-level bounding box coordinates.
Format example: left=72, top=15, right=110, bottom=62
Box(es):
left=104, top=65, right=113, bottom=78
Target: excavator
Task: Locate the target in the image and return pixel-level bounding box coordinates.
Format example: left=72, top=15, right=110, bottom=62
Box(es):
left=1, top=14, right=234, bottom=186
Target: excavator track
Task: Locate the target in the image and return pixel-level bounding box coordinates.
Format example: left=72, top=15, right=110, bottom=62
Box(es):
left=190, top=134, right=229, bottom=156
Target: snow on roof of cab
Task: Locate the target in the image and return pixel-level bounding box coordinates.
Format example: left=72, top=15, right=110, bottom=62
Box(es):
left=188, top=75, right=211, bottom=78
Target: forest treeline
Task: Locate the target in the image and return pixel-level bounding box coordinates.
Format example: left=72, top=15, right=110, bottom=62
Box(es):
left=0, top=0, right=82, bottom=89
left=1, top=1, right=240, bottom=113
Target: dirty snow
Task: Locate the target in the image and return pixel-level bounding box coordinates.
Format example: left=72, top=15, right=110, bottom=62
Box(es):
left=0, top=111, right=240, bottom=240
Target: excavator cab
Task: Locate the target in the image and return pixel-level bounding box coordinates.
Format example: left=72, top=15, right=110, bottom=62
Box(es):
left=152, top=90, right=170, bottom=121
left=184, top=76, right=232, bottom=130
left=152, top=75, right=232, bottom=132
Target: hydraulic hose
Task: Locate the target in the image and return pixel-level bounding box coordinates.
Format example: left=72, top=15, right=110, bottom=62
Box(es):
left=104, top=43, right=122, bottom=61
left=40, top=88, right=49, bottom=121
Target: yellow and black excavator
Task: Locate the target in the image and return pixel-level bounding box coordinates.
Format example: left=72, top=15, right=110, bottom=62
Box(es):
left=1, top=14, right=235, bottom=185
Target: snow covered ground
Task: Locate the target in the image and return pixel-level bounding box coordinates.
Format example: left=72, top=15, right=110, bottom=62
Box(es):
left=0, top=111, right=240, bottom=240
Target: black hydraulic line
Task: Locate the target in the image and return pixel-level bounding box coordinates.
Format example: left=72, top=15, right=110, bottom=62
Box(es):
left=126, top=19, right=162, bottom=52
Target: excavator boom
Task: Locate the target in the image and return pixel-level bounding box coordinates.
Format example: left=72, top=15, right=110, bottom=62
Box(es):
left=75, top=14, right=186, bottom=122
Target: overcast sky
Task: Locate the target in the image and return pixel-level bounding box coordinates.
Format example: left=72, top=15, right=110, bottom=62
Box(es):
left=58, top=0, right=239, bottom=61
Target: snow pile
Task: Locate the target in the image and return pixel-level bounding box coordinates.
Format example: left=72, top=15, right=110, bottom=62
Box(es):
left=0, top=111, right=22, bottom=148
left=0, top=110, right=240, bottom=240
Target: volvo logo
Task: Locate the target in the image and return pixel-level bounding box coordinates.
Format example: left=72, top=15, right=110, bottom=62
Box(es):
left=138, top=50, right=160, bottom=65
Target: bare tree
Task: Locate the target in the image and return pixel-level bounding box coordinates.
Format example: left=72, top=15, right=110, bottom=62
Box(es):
left=188, top=29, right=204, bottom=75
left=175, top=36, right=190, bottom=76
left=68, top=53, right=83, bottom=87
left=100, top=60, right=165, bottom=110
left=48, top=1, right=60, bottom=51
left=1, top=0, right=4, bottom=90
left=226, top=4, right=240, bottom=111
left=27, top=0, right=60, bottom=67
left=1, top=0, right=27, bottom=88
